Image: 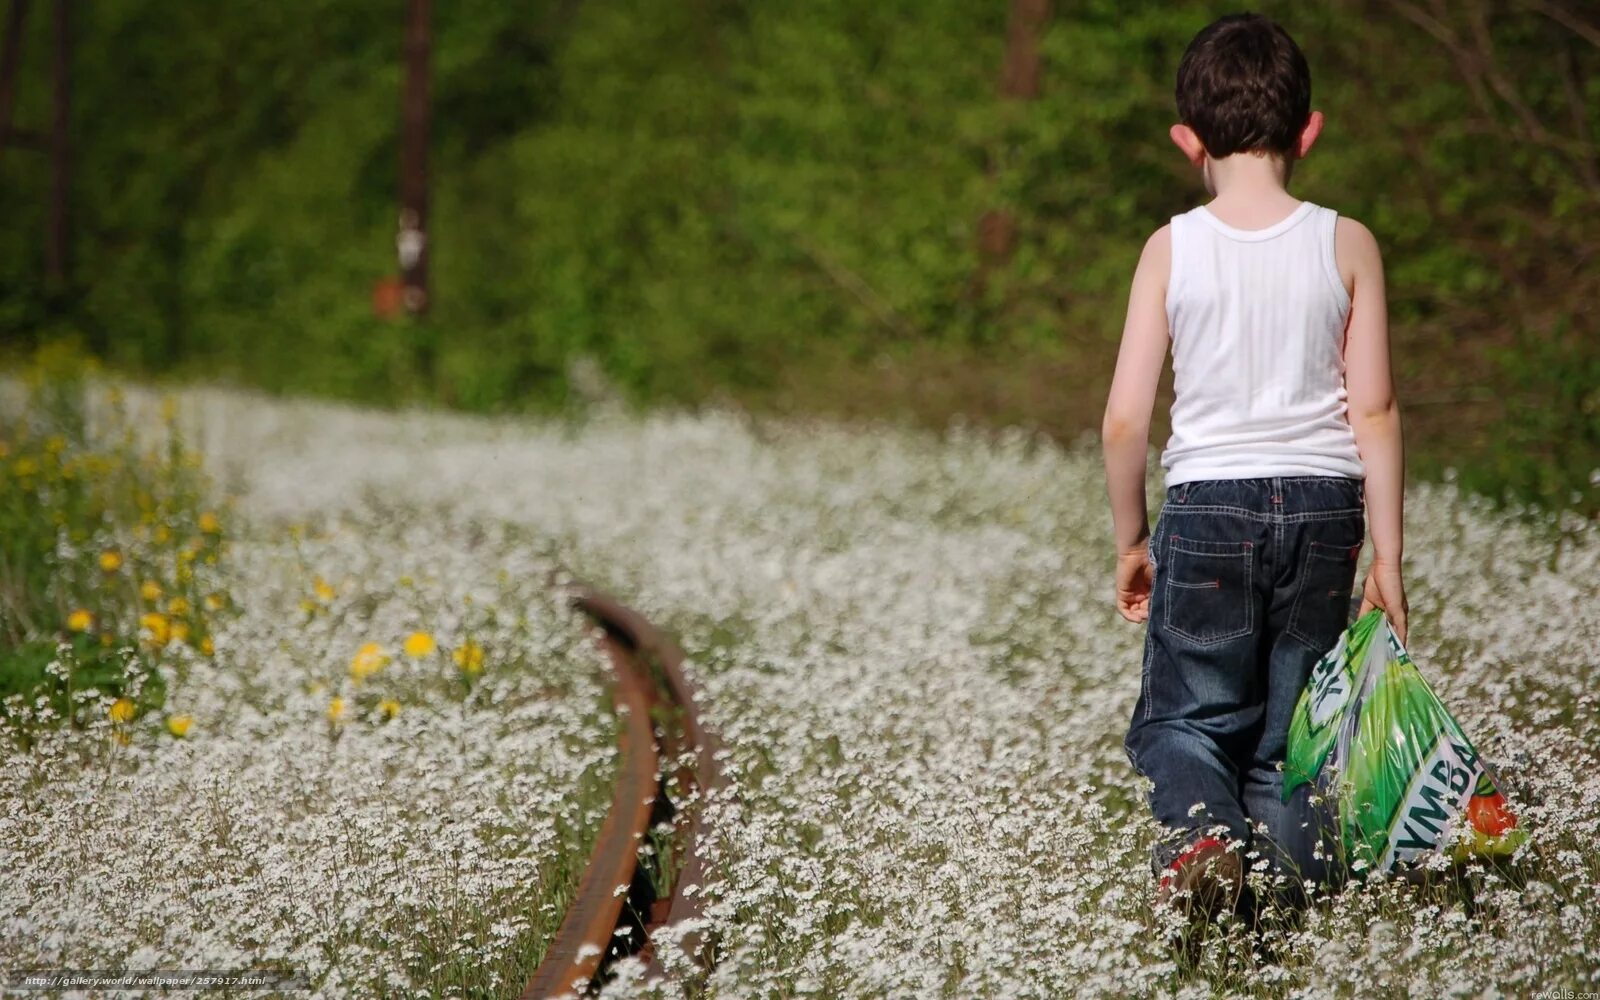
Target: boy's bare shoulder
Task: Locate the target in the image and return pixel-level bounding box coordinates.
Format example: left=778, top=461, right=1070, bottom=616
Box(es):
left=1334, top=215, right=1383, bottom=262
left=1334, top=215, right=1383, bottom=292
left=1137, top=223, right=1173, bottom=279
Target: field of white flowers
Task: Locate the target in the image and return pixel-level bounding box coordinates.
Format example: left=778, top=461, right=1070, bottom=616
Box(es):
left=7, top=382, right=1598, bottom=998
left=0, top=385, right=620, bottom=997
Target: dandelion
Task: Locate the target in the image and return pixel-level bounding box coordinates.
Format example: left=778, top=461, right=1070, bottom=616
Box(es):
left=139, top=612, right=170, bottom=647
left=167, top=596, right=190, bottom=616
left=453, top=640, right=485, bottom=674
left=199, top=636, right=215, bottom=657
left=170, top=621, right=191, bottom=646
left=66, top=609, right=93, bottom=632
left=312, top=576, right=336, bottom=603
left=378, top=698, right=401, bottom=720
left=203, top=592, right=226, bottom=612
left=349, top=642, right=389, bottom=682
left=327, top=696, right=346, bottom=723
left=140, top=580, right=163, bottom=602
left=167, top=715, right=192, bottom=738
left=108, top=697, right=136, bottom=723
left=98, top=550, right=122, bottom=573
left=403, top=631, right=436, bottom=658
left=198, top=511, right=221, bottom=534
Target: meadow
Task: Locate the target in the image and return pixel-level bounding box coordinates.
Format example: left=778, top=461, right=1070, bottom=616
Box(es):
left=4, top=377, right=1591, bottom=997
left=0, top=374, right=619, bottom=996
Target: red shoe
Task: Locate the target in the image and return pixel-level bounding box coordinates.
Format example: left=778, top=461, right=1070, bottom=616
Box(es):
left=1155, top=836, right=1243, bottom=919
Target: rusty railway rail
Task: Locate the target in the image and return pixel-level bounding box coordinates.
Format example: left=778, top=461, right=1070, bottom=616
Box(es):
left=520, top=578, right=723, bottom=999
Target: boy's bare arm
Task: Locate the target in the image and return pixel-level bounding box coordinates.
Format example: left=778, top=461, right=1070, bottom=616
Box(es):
left=1340, top=218, right=1409, bottom=637
left=1102, top=226, right=1170, bottom=620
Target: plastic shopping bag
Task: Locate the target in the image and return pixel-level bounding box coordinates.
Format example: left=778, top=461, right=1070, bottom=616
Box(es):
left=1282, top=608, right=1528, bottom=875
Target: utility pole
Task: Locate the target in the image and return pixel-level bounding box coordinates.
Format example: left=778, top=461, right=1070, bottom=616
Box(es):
left=398, top=0, right=431, bottom=315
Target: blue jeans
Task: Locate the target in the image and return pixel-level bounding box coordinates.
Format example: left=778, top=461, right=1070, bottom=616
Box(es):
left=1124, top=476, right=1365, bottom=906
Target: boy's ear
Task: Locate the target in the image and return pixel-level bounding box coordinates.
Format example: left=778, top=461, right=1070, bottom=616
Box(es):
left=1296, top=110, right=1326, bottom=159
left=1170, top=123, right=1208, bottom=168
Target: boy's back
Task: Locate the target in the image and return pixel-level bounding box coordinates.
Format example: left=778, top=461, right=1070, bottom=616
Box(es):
left=1161, top=199, right=1364, bottom=485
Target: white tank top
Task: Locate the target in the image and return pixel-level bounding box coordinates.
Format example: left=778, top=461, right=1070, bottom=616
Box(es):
left=1160, top=199, right=1366, bottom=487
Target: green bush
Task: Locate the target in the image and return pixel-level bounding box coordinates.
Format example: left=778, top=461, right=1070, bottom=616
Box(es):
left=0, top=1, right=1594, bottom=519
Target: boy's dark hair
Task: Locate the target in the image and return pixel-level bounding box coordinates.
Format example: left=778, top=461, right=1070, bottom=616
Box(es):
left=1176, top=13, right=1311, bottom=160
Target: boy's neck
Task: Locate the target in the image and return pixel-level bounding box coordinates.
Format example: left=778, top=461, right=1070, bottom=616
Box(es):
left=1204, top=149, right=1298, bottom=207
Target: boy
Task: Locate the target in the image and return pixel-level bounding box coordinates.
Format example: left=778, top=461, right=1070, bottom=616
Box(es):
left=1100, top=13, right=1410, bottom=919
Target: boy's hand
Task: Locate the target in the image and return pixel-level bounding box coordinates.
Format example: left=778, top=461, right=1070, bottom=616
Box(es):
left=1115, top=545, right=1155, bottom=624
left=1357, top=558, right=1408, bottom=645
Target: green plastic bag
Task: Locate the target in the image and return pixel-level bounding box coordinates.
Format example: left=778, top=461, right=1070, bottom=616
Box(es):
left=1283, top=609, right=1528, bottom=874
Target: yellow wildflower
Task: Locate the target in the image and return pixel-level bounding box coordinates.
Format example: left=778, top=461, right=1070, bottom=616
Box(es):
left=203, top=592, right=226, bottom=612
left=140, top=579, right=163, bottom=602
left=313, top=576, right=337, bottom=602
left=167, top=596, right=190, bottom=616
left=453, top=640, right=485, bottom=675
left=99, top=550, right=123, bottom=573
left=167, top=715, right=192, bottom=738
left=67, top=609, right=94, bottom=632
left=99, top=632, right=114, bottom=647
left=109, top=697, right=137, bottom=723
left=112, top=730, right=132, bottom=746
left=378, top=698, right=401, bottom=720
left=200, top=636, right=215, bottom=657
left=170, top=621, right=191, bottom=646
left=13, top=456, right=38, bottom=477
left=327, top=696, right=346, bottom=722
left=349, top=642, right=390, bottom=682
left=198, top=511, right=221, bottom=534
left=154, top=525, right=171, bottom=545
left=140, top=612, right=170, bottom=647
left=403, top=631, right=436, bottom=658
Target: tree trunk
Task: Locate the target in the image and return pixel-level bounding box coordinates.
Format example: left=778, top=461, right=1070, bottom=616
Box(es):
left=974, top=0, right=1051, bottom=282
left=0, top=0, right=30, bottom=160
left=45, top=0, right=68, bottom=287
left=999, top=0, right=1050, bottom=100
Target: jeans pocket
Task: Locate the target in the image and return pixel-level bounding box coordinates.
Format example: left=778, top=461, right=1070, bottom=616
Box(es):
left=1162, top=535, right=1254, bottom=646
left=1286, top=540, right=1363, bottom=650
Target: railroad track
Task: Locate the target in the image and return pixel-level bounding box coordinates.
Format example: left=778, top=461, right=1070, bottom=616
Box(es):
left=521, top=578, right=723, bottom=999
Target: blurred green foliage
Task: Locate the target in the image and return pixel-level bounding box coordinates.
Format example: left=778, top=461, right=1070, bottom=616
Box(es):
left=0, top=0, right=1595, bottom=519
